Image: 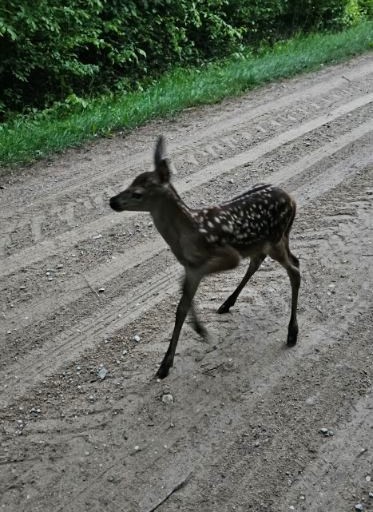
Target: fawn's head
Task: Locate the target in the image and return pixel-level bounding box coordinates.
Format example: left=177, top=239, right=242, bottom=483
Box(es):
left=110, top=136, right=174, bottom=212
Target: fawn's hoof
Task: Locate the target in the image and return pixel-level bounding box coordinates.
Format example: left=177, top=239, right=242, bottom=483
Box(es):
left=217, top=302, right=231, bottom=314
left=156, top=364, right=170, bottom=379
left=286, top=329, right=298, bottom=347
left=194, top=322, right=208, bottom=339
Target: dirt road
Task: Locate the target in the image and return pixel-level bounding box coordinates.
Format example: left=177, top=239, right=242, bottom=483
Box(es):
left=1, top=54, right=372, bottom=512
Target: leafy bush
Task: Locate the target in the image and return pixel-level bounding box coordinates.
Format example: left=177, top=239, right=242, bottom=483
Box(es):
left=0, top=0, right=370, bottom=118
left=0, top=1, right=104, bottom=114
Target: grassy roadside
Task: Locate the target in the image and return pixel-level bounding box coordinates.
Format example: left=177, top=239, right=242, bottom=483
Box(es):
left=0, top=21, right=372, bottom=168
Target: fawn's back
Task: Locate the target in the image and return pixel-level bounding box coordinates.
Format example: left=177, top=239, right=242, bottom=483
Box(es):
left=191, top=184, right=296, bottom=257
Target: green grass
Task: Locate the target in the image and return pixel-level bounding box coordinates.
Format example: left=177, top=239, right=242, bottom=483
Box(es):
left=0, top=21, right=372, bottom=168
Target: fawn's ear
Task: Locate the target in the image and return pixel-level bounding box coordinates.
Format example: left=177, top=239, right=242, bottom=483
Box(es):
left=154, top=136, right=171, bottom=183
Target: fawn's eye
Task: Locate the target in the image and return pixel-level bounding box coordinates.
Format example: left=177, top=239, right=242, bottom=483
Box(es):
left=132, top=191, right=143, bottom=200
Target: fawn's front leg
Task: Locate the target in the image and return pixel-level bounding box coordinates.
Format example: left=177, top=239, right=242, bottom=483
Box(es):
left=157, top=245, right=240, bottom=378
left=157, top=270, right=202, bottom=379
left=189, top=303, right=208, bottom=339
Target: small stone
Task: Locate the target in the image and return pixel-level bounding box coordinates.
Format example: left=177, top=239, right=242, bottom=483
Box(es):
left=97, top=367, right=108, bottom=380
left=366, top=476, right=371, bottom=482
left=134, top=445, right=140, bottom=451
left=57, top=264, right=64, bottom=269
left=92, top=234, right=102, bottom=240
left=98, top=288, right=105, bottom=293
left=162, top=393, right=174, bottom=404
left=319, top=427, right=334, bottom=437
left=369, top=492, right=373, bottom=498
left=88, top=395, right=95, bottom=402
left=355, top=504, right=364, bottom=511
left=133, top=335, right=141, bottom=343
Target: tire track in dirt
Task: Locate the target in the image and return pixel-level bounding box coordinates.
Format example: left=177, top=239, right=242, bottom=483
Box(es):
left=278, top=391, right=373, bottom=511
left=2, top=119, right=371, bottom=335
left=155, top=325, right=372, bottom=512
left=1, top=93, right=372, bottom=278
left=1, top=57, right=371, bottom=216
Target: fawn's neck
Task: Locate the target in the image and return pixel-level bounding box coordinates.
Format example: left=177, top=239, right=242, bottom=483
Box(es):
left=150, top=186, right=199, bottom=265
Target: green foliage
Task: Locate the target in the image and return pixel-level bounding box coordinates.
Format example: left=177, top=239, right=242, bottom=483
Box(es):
left=0, top=1, right=104, bottom=111
left=342, top=0, right=366, bottom=25
left=0, top=0, right=371, bottom=118
left=358, top=0, right=373, bottom=17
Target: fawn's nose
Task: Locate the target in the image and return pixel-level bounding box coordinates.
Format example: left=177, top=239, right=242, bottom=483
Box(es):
left=109, top=196, right=122, bottom=211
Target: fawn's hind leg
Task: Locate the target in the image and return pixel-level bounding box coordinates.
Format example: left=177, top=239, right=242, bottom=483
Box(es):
left=284, top=233, right=300, bottom=269
left=217, top=254, right=266, bottom=314
left=268, top=240, right=300, bottom=346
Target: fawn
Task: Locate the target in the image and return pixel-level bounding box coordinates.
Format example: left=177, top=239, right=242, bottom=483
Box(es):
left=110, top=136, right=300, bottom=379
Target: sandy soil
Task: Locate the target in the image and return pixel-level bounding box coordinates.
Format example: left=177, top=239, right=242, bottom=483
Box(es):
left=0, top=54, right=372, bottom=512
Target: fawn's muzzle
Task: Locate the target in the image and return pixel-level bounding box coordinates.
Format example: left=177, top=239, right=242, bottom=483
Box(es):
left=109, top=196, right=122, bottom=212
